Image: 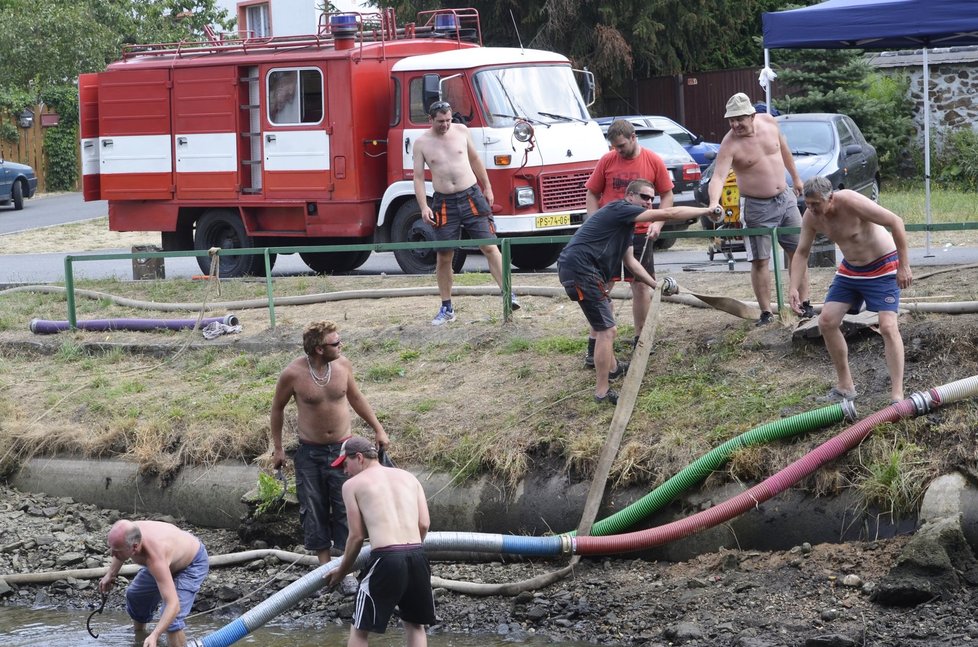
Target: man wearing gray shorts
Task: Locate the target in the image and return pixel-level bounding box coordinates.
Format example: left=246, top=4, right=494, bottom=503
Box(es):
left=707, top=93, right=812, bottom=325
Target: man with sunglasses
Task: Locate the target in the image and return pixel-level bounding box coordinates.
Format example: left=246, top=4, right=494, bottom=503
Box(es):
left=413, top=100, right=518, bottom=326
left=270, top=320, right=389, bottom=577
left=584, top=119, right=675, bottom=367
left=558, top=180, right=716, bottom=404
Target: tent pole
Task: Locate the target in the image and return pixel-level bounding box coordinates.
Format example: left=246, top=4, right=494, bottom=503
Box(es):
left=923, top=45, right=933, bottom=257
left=764, top=49, right=772, bottom=110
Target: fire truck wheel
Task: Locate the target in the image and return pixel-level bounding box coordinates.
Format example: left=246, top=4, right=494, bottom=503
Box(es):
left=652, top=236, right=677, bottom=250
left=391, top=202, right=437, bottom=274
left=12, top=182, right=24, bottom=211
left=194, top=210, right=263, bottom=277
left=510, top=242, right=562, bottom=271
left=300, top=249, right=371, bottom=274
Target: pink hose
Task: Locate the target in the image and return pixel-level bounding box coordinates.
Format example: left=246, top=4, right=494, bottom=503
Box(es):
left=575, top=403, right=910, bottom=555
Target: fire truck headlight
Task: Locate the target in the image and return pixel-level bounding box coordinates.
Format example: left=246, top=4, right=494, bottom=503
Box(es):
left=513, top=120, right=533, bottom=143
left=515, top=187, right=535, bottom=208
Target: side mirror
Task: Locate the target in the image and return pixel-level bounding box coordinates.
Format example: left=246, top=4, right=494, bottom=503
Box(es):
left=705, top=150, right=717, bottom=161
left=844, top=143, right=862, bottom=156
left=422, top=74, right=441, bottom=115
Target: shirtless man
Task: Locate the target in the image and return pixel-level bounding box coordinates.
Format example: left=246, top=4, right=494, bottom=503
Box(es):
left=325, top=436, right=434, bottom=647
left=270, top=320, right=389, bottom=564
left=413, top=100, right=518, bottom=326
left=789, top=176, right=912, bottom=403
left=99, top=519, right=208, bottom=647
left=707, top=92, right=812, bottom=325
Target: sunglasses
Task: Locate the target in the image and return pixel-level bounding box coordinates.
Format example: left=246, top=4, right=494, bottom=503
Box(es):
left=428, top=100, right=452, bottom=115
left=634, top=193, right=655, bottom=202
left=324, top=340, right=342, bottom=347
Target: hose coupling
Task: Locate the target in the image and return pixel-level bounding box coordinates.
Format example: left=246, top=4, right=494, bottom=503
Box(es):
left=909, top=391, right=934, bottom=415
left=840, top=398, right=858, bottom=421
left=559, top=534, right=573, bottom=555
left=660, top=276, right=679, bottom=296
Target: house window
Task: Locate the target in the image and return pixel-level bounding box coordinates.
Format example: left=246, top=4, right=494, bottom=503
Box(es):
left=244, top=3, right=270, bottom=38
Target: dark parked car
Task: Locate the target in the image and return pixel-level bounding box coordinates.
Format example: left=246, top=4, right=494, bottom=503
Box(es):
left=0, top=157, right=37, bottom=210
left=695, top=112, right=881, bottom=222
left=595, top=114, right=721, bottom=171
left=598, top=124, right=703, bottom=249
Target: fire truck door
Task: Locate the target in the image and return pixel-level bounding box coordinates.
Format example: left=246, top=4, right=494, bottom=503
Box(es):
left=97, top=68, right=173, bottom=200
left=262, top=67, right=329, bottom=197
left=173, top=66, right=239, bottom=199
left=79, top=74, right=101, bottom=201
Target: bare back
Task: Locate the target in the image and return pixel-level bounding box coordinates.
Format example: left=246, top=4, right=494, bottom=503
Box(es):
left=346, top=464, right=427, bottom=549
left=414, top=123, right=478, bottom=194
left=132, top=520, right=200, bottom=573
left=721, top=114, right=789, bottom=198
left=806, top=190, right=897, bottom=265
left=275, top=355, right=354, bottom=444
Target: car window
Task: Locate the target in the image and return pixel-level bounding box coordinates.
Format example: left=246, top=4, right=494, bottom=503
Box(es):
left=779, top=121, right=834, bottom=155
left=635, top=131, right=689, bottom=159
left=835, top=119, right=857, bottom=147
left=644, top=117, right=691, bottom=145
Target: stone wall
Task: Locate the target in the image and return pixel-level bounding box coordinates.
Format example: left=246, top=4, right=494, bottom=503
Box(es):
left=869, top=47, right=978, bottom=148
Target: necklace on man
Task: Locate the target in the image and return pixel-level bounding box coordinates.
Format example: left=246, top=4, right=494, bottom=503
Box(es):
left=306, top=356, right=331, bottom=386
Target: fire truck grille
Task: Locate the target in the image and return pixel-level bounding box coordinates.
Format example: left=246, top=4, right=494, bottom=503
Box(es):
left=540, top=172, right=590, bottom=212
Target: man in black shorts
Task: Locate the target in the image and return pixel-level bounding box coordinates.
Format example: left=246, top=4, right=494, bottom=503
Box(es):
left=326, top=436, right=435, bottom=646
left=413, top=100, right=518, bottom=325
left=558, top=179, right=715, bottom=404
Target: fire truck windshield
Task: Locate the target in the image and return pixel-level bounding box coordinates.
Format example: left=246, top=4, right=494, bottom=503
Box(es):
left=475, top=64, right=589, bottom=128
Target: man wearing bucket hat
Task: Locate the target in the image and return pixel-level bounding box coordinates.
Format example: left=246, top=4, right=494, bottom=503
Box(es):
left=707, top=92, right=812, bottom=326
left=326, top=436, right=435, bottom=646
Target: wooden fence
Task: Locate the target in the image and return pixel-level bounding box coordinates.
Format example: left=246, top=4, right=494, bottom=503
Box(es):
left=0, top=105, right=62, bottom=194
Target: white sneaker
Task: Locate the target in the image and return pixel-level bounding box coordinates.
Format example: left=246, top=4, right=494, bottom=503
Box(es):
left=431, top=306, right=456, bottom=326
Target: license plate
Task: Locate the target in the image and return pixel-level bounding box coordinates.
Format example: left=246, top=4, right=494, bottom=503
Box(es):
left=536, top=213, right=571, bottom=228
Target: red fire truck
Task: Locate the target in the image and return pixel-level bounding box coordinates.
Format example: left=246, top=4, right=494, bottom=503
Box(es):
left=79, top=9, right=608, bottom=278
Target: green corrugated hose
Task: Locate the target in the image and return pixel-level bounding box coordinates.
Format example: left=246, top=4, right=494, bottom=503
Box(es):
left=571, top=402, right=851, bottom=537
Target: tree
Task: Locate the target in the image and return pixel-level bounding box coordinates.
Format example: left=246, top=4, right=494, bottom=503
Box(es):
left=0, top=0, right=234, bottom=102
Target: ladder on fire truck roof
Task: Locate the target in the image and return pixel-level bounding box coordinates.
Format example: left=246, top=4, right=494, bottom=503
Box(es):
left=120, top=8, right=482, bottom=61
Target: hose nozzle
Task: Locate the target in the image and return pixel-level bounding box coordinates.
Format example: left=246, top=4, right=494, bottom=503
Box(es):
left=660, top=276, right=679, bottom=296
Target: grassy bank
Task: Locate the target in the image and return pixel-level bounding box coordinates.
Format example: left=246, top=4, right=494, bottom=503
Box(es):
left=3, top=267, right=976, bottom=520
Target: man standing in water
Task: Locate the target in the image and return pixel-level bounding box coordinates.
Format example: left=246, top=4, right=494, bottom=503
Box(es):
left=413, top=100, right=519, bottom=325
left=99, top=519, right=208, bottom=647
left=326, top=436, right=435, bottom=646
left=270, top=321, right=389, bottom=569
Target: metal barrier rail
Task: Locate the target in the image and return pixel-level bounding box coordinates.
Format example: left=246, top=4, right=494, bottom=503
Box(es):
left=61, top=222, right=978, bottom=329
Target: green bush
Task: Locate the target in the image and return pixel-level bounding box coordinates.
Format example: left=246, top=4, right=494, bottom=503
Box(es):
left=40, top=86, right=79, bottom=191
left=934, top=128, right=978, bottom=191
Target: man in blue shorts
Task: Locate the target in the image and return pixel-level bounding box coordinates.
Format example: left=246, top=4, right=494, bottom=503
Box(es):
left=558, top=179, right=715, bottom=404
left=326, top=436, right=435, bottom=646
left=789, top=176, right=912, bottom=403
left=413, top=100, right=518, bottom=325
left=100, top=519, right=208, bottom=647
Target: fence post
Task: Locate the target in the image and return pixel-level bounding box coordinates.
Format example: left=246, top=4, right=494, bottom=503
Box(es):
left=501, top=239, right=513, bottom=322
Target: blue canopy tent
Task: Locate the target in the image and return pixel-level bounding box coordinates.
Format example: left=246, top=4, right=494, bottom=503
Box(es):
left=762, top=0, right=978, bottom=253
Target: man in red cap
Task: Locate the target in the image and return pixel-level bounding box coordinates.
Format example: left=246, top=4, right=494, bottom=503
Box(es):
left=327, top=436, right=435, bottom=646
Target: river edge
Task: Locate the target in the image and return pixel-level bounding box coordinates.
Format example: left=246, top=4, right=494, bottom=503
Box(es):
left=4, top=484, right=978, bottom=646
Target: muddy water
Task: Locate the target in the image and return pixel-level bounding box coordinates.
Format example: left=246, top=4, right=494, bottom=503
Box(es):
left=0, top=606, right=591, bottom=646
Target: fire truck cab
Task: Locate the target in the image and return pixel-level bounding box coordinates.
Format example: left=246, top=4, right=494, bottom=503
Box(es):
left=79, top=9, right=607, bottom=277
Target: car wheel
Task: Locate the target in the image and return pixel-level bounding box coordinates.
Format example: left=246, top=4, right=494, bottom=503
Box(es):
left=871, top=178, right=880, bottom=203
left=193, top=209, right=265, bottom=277
left=653, top=237, right=677, bottom=250
left=12, top=181, right=24, bottom=210
left=390, top=201, right=464, bottom=274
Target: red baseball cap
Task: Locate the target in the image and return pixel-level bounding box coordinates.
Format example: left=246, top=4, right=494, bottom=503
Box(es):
left=331, top=436, right=377, bottom=467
